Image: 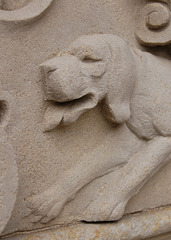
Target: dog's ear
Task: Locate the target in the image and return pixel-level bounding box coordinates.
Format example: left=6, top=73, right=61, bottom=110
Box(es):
left=101, top=35, right=136, bottom=124
left=103, top=98, right=131, bottom=124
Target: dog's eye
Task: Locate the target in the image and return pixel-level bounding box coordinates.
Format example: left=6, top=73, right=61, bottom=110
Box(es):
left=82, top=56, right=101, bottom=63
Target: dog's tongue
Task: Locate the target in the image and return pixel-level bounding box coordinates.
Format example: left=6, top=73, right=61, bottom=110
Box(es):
left=43, top=97, right=98, bottom=132
left=43, top=104, right=64, bottom=132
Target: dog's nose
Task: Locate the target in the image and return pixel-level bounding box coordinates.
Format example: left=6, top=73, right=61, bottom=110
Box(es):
left=40, top=59, right=57, bottom=78
left=40, top=55, right=89, bottom=102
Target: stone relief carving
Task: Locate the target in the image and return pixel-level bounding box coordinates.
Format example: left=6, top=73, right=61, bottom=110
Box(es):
left=0, top=91, right=18, bottom=234
left=135, top=0, right=171, bottom=47
left=0, top=0, right=54, bottom=24
left=27, top=34, right=171, bottom=223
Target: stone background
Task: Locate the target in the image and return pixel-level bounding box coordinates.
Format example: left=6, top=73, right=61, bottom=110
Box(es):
left=0, top=0, right=170, bottom=235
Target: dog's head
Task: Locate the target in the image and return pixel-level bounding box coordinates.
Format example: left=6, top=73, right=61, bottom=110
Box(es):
left=40, top=34, right=136, bottom=131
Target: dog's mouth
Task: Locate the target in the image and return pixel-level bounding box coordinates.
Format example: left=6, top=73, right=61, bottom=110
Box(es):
left=43, top=93, right=98, bottom=132
left=56, top=93, right=93, bottom=107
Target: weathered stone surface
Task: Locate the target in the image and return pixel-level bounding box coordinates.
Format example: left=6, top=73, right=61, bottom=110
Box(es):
left=135, top=0, right=171, bottom=46
left=0, top=91, right=18, bottom=234
left=4, top=207, right=171, bottom=240
left=0, top=0, right=171, bottom=239
left=0, top=0, right=54, bottom=24
left=0, top=138, right=18, bottom=234
left=26, top=34, right=171, bottom=224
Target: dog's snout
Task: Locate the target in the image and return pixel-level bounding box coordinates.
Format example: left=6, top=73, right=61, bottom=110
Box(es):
left=40, top=61, right=57, bottom=78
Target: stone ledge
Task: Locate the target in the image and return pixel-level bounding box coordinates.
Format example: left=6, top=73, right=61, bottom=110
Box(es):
left=3, top=206, right=171, bottom=240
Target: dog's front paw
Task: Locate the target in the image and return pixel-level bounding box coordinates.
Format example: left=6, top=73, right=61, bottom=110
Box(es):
left=108, top=200, right=127, bottom=221
left=27, top=189, right=66, bottom=223
left=83, top=197, right=127, bottom=222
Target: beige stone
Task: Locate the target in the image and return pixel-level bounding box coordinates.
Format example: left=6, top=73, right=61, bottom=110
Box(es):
left=0, top=137, right=18, bottom=234
left=135, top=1, right=171, bottom=46
left=3, top=207, right=171, bottom=240
left=0, top=0, right=171, bottom=239
left=26, top=34, right=171, bottom=224
left=0, top=0, right=54, bottom=24
left=0, top=90, right=18, bottom=234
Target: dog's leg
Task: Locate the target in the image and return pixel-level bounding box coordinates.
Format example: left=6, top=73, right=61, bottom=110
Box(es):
left=27, top=126, right=142, bottom=223
left=84, top=136, right=171, bottom=222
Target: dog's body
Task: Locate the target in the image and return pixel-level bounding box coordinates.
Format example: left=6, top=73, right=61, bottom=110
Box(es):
left=128, top=49, right=171, bottom=139
left=28, top=34, right=171, bottom=223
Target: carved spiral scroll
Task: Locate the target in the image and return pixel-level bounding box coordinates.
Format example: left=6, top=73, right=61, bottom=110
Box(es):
left=0, top=0, right=54, bottom=24
left=135, top=1, right=171, bottom=46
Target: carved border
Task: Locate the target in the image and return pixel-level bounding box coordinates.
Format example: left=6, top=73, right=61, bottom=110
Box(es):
left=135, top=0, right=171, bottom=46
left=4, top=207, right=171, bottom=240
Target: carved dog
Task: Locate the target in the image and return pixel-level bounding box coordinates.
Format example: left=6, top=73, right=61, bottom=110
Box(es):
left=28, top=34, right=171, bottom=223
